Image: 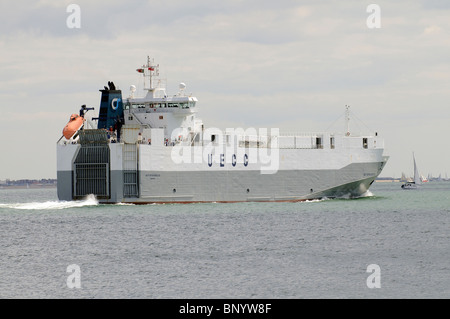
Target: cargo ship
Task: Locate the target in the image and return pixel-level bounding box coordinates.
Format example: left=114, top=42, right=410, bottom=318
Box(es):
left=57, top=56, right=389, bottom=203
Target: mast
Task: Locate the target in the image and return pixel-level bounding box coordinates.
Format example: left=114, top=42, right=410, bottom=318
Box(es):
left=136, top=56, right=160, bottom=96
left=345, top=105, right=350, bottom=136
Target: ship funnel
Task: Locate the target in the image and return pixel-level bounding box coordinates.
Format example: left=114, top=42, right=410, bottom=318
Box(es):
left=96, top=82, right=124, bottom=131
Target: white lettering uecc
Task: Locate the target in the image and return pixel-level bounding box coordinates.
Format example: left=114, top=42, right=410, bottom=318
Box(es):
left=67, top=264, right=81, bottom=289
left=66, top=4, right=81, bottom=29
left=366, top=4, right=381, bottom=29
left=366, top=264, right=381, bottom=288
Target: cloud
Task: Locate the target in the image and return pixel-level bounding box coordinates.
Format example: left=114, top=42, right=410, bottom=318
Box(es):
left=420, top=0, right=450, bottom=10
left=423, top=25, right=442, bottom=35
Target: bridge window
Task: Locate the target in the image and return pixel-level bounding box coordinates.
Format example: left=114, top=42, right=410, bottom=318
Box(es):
left=363, top=138, right=368, bottom=149
left=315, top=137, right=323, bottom=149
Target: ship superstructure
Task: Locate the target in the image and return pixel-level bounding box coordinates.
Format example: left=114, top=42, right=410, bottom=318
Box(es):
left=57, top=57, right=389, bottom=203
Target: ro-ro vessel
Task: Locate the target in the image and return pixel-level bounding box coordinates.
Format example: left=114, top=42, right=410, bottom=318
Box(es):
left=57, top=57, right=389, bottom=203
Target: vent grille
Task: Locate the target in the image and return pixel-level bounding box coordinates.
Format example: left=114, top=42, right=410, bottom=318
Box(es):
left=73, top=130, right=110, bottom=199
left=123, top=143, right=139, bottom=198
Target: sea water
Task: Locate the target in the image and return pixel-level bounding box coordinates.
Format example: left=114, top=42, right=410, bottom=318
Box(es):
left=0, top=182, right=449, bottom=299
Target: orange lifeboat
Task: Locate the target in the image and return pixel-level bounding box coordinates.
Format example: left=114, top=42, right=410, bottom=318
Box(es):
left=62, top=114, right=84, bottom=139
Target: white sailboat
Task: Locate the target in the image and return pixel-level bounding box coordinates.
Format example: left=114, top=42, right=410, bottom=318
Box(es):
left=401, top=153, right=422, bottom=189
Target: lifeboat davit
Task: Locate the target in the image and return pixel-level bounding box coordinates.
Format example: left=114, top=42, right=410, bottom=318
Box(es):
left=63, top=114, right=84, bottom=140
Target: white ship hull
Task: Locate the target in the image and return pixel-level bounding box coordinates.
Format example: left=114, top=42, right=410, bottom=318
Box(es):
left=57, top=141, right=388, bottom=204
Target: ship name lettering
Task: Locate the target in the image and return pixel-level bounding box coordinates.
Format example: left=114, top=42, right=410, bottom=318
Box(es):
left=208, top=154, right=248, bottom=168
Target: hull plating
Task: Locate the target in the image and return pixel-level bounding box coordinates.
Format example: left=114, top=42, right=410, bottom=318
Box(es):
left=57, top=162, right=384, bottom=204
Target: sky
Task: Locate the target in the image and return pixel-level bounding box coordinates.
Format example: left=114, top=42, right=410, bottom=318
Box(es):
left=0, top=0, right=450, bottom=179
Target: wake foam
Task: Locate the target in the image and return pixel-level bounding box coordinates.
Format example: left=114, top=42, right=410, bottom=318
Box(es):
left=360, top=190, right=374, bottom=198
left=0, top=194, right=99, bottom=210
left=304, top=198, right=327, bottom=203
left=300, top=190, right=375, bottom=202
left=335, top=190, right=375, bottom=200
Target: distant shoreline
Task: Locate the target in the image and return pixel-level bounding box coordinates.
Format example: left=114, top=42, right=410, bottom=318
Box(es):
left=0, top=185, right=57, bottom=190
left=1, top=178, right=448, bottom=190
left=0, top=178, right=57, bottom=189
left=375, top=179, right=401, bottom=183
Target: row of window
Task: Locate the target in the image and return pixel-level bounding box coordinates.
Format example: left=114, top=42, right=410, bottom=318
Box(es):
left=127, top=115, right=164, bottom=121
left=124, top=102, right=195, bottom=110
left=209, top=136, right=369, bottom=149
left=326, top=137, right=369, bottom=149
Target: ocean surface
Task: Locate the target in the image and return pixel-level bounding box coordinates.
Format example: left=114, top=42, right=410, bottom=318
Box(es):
left=0, top=182, right=449, bottom=299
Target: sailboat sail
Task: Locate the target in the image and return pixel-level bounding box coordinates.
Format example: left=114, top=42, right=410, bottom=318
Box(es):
left=413, top=153, right=422, bottom=185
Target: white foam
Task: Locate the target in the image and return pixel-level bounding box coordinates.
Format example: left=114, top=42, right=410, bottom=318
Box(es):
left=360, top=190, right=374, bottom=197
left=1, top=194, right=99, bottom=210
left=304, top=198, right=324, bottom=203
